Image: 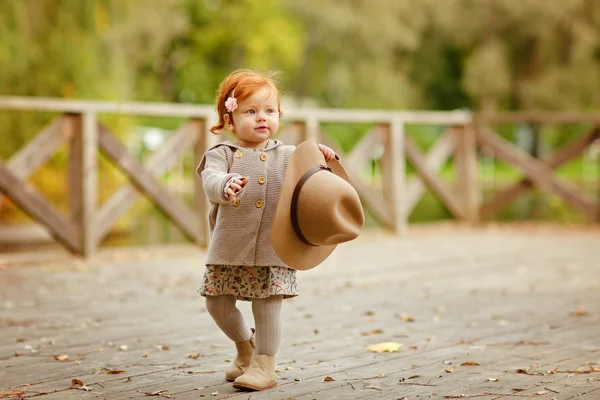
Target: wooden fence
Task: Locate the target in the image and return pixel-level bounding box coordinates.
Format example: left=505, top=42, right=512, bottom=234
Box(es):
left=0, top=97, right=598, bottom=256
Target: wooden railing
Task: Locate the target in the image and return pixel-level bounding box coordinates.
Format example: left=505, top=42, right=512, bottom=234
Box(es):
left=0, top=97, right=598, bottom=257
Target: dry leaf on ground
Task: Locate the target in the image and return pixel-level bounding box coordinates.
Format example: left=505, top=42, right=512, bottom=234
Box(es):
left=143, top=389, right=171, bottom=398
left=71, top=379, right=93, bottom=391
left=445, top=366, right=456, bottom=373
left=368, top=342, right=403, bottom=353
left=571, top=308, right=586, bottom=317
left=0, top=391, right=26, bottom=398
left=104, top=368, right=127, bottom=374
left=515, top=368, right=543, bottom=375
left=323, top=376, right=335, bottom=382
left=54, top=354, right=69, bottom=361
left=397, top=314, right=415, bottom=322
left=361, top=329, right=383, bottom=336
left=461, top=361, right=480, bottom=366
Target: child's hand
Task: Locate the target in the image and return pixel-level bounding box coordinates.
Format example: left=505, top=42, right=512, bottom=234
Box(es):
left=317, top=143, right=338, bottom=161
left=227, top=177, right=248, bottom=201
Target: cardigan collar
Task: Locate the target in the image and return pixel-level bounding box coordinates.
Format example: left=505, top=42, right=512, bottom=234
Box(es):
left=221, top=139, right=282, bottom=152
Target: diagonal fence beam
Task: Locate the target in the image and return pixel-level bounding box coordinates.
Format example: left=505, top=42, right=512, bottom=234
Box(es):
left=477, top=127, right=597, bottom=220
left=97, top=125, right=203, bottom=243
left=404, top=137, right=466, bottom=219
left=7, top=116, right=70, bottom=178
left=480, top=128, right=600, bottom=218
left=403, top=130, right=455, bottom=216
left=93, top=122, right=198, bottom=245
left=0, top=117, right=71, bottom=205
left=0, top=161, right=79, bottom=253
left=318, top=135, right=392, bottom=227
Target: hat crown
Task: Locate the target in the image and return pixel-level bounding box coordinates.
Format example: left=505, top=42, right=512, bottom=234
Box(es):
left=271, top=140, right=365, bottom=271
left=296, top=171, right=364, bottom=246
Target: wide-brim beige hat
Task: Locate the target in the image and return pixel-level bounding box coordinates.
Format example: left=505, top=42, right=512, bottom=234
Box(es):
left=271, top=141, right=365, bottom=270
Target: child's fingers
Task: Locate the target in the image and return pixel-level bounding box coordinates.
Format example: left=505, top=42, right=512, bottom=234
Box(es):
left=227, top=188, right=236, bottom=200
left=235, top=177, right=248, bottom=187
left=230, top=182, right=242, bottom=191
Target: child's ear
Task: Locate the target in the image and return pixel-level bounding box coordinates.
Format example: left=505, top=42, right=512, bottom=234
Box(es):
left=223, top=114, right=234, bottom=132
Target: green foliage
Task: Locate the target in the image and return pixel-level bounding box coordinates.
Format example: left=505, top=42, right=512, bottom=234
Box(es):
left=1, top=0, right=599, bottom=227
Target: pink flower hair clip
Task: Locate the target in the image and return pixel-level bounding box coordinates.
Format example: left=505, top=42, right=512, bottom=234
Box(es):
left=224, top=90, right=238, bottom=113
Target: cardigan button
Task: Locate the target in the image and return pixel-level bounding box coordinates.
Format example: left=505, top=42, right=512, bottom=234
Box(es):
left=235, top=151, right=243, bottom=158
left=255, top=199, right=264, bottom=208
left=258, top=176, right=266, bottom=184
left=232, top=199, right=240, bottom=207
left=259, top=153, right=267, bottom=161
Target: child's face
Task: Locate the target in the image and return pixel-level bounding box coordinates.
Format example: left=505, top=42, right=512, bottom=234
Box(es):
left=230, top=86, right=279, bottom=149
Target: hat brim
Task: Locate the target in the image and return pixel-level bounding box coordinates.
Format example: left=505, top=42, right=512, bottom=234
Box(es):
left=271, top=141, right=350, bottom=271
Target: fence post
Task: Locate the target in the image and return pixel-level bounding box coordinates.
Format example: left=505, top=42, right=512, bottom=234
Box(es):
left=68, top=112, right=98, bottom=256
left=298, top=116, right=320, bottom=143
left=193, top=118, right=210, bottom=248
left=382, top=118, right=407, bottom=234
left=454, top=124, right=480, bottom=224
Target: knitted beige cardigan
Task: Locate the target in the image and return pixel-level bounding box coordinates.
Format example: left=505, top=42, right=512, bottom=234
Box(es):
left=196, top=139, right=295, bottom=267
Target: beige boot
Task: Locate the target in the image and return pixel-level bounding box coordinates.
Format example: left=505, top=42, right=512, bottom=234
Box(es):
left=224, top=330, right=255, bottom=382
left=232, top=354, right=277, bottom=391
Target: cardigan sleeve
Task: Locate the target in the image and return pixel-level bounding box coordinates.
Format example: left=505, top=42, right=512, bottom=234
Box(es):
left=197, top=147, right=244, bottom=204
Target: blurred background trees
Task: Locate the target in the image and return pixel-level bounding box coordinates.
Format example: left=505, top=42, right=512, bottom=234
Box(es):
left=1, top=0, right=599, bottom=234
left=2, top=0, right=599, bottom=112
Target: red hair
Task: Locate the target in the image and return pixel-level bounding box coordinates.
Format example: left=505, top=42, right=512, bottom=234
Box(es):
left=210, top=69, right=283, bottom=134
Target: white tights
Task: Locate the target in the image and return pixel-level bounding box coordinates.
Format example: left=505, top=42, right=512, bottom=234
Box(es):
left=205, top=294, right=283, bottom=355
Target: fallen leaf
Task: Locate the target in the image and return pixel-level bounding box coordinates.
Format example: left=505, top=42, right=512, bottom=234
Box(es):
left=0, top=391, right=26, bottom=398
left=363, top=311, right=375, bottom=316
left=515, top=368, right=542, bottom=375
left=54, top=355, right=69, bottom=361
left=571, top=308, right=586, bottom=317
left=323, top=376, right=335, bottom=382
left=105, top=368, right=127, bottom=374
left=398, top=314, right=415, bottom=322
left=187, top=353, right=202, bottom=359
left=461, top=362, right=480, bottom=366
left=445, top=366, right=456, bottom=373
left=368, top=342, right=403, bottom=353
left=285, top=366, right=293, bottom=370
left=512, top=388, right=526, bottom=392
left=71, top=379, right=93, bottom=391
left=536, top=391, right=548, bottom=395
left=143, top=389, right=171, bottom=397
left=211, top=391, right=218, bottom=396
left=443, top=395, right=465, bottom=399
left=364, top=386, right=382, bottom=390
left=361, top=329, right=383, bottom=336
left=487, top=377, right=499, bottom=382
left=119, top=344, right=129, bottom=351
left=408, top=375, right=421, bottom=379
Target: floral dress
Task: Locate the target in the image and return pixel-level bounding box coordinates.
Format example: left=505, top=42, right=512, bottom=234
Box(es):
left=198, top=265, right=299, bottom=301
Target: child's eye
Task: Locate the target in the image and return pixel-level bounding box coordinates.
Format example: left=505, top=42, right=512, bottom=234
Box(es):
left=247, top=109, right=255, bottom=114
left=266, top=109, right=274, bottom=114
